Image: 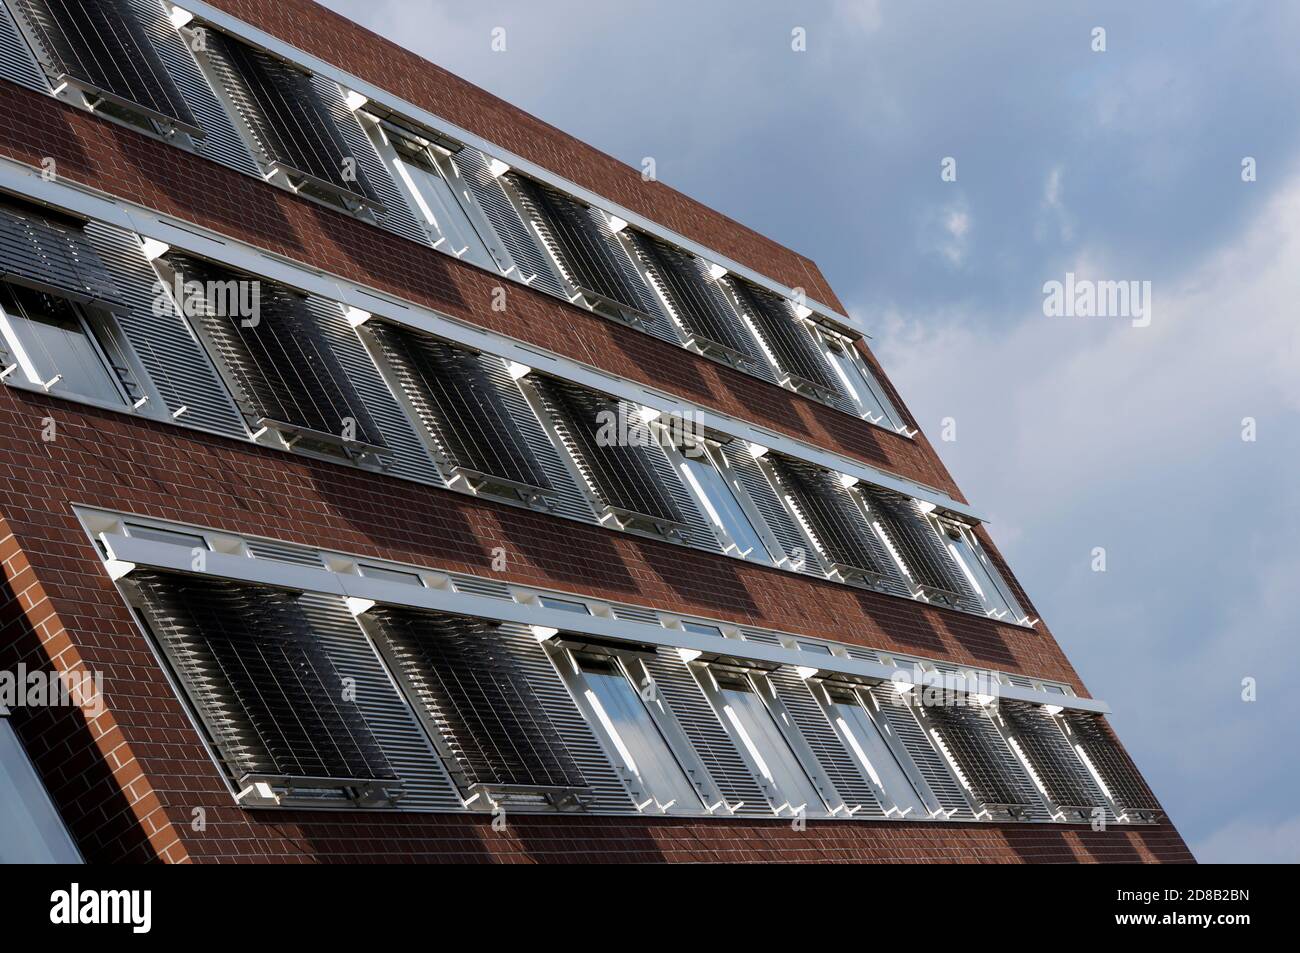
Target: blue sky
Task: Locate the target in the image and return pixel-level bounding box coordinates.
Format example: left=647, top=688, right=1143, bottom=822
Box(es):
left=321, top=0, right=1300, bottom=862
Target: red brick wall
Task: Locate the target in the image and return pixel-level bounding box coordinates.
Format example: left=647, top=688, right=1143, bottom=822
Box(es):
left=0, top=383, right=1194, bottom=863
left=0, top=82, right=963, bottom=502
left=202, top=0, right=845, bottom=311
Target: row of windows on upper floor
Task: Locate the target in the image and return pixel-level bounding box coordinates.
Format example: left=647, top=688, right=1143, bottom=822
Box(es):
left=86, top=510, right=1161, bottom=826
left=0, top=0, right=906, bottom=430
left=0, top=197, right=1030, bottom=627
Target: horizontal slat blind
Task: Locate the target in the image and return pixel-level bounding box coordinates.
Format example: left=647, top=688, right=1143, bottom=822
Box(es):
left=1061, top=712, right=1162, bottom=814
left=764, top=668, right=886, bottom=816
left=719, top=444, right=826, bottom=577
left=316, top=73, right=430, bottom=244
left=863, top=487, right=980, bottom=608
left=369, top=322, right=552, bottom=492
left=495, top=622, right=634, bottom=813
left=864, top=685, right=971, bottom=817
left=129, top=569, right=396, bottom=784
left=453, top=148, right=567, bottom=296
left=641, top=649, right=772, bottom=815
left=724, top=276, right=842, bottom=396
left=530, top=376, right=686, bottom=527
left=11, top=0, right=198, bottom=129
left=0, top=0, right=48, bottom=91
left=83, top=223, right=247, bottom=437
left=999, top=700, right=1106, bottom=812
left=0, top=201, right=124, bottom=307
left=204, top=30, right=377, bottom=203
left=768, top=456, right=885, bottom=578
left=923, top=701, right=1042, bottom=815
left=304, top=299, right=443, bottom=483
left=366, top=606, right=587, bottom=793
left=627, top=230, right=763, bottom=363
left=165, top=253, right=386, bottom=448
left=129, top=0, right=260, bottom=176
left=477, top=353, right=596, bottom=524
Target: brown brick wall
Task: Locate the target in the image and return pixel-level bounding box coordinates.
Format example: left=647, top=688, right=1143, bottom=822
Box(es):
left=0, top=81, right=963, bottom=502
left=0, top=382, right=1193, bottom=863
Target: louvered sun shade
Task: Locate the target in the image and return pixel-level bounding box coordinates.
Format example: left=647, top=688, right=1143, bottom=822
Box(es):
left=127, top=570, right=396, bottom=787
left=769, top=456, right=883, bottom=579
left=10, top=0, right=200, bottom=134
left=724, top=276, right=841, bottom=396
left=532, top=377, right=686, bottom=529
left=368, top=322, right=553, bottom=495
left=0, top=202, right=124, bottom=308
left=204, top=30, right=378, bottom=206
left=511, top=176, right=660, bottom=319
left=453, top=148, right=567, bottom=297
left=1062, top=712, right=1163, bottom=815
left=165, top=254, right=385, bottom=450
left=627, top=230, right=762, bottom=364
left=1000, top=701, right=1103, bottom=812
left=365, top=605, right=588, bottom=797
left=862, top=487, right=971, bottom=602
left=924, top=702, right=1034, bottom=813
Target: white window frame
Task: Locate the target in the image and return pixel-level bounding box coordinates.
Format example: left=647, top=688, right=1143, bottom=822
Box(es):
left=817, top=327, right=905, bottom=430
left=357, top=114, right=495, bottom=269
left=659, top=435, right=779, bottom=565
left=0, top=287, right=155, bottom=412
left=548, top=645, right=705, bottom=814
left=937, top=518, right=1026, bottom=622
left=690, top=662, right=828, bottom=817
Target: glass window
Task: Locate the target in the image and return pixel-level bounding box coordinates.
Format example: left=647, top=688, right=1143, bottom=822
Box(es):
left=0, top=284, right=124, bottom=405
left=358, top=564, right=424, bottom=586
left=944, top=526, right=1024, bottom=619
left=124, top=523, right=209, bottom=550
left=393, top=152, right=495, bottom=270
left=0, top=718, right=81, bottom=863
left=678, top=450, right=775, bottom=563
left=825, top=687, right=928, bottom=816
left=714, top=672, right=823, bottom=813
left=576, top=655, right=700, bottom=812
left=824, top=339, right=899, bottom=427
left=539, top=596, right=590, bottom=614
left=682, top=621, right=723, bottom=638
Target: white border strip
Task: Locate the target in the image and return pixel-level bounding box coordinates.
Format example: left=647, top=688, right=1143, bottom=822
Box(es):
left=100, top=532, right=1105, bottom=713
left=0, top=158, right=980, bottom=520
left=174, top=0, right=866, bottom=336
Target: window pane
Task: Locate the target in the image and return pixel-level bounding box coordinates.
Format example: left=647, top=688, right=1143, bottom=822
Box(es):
left=828, top=691, right=928, bottom=816
left=124, top=523, right=209, bottom=550
left=680, top=454, right=774, bottom=563
left=580, top=658, right=700, bottom=812
left=0, top=719, right=81, bottom=863
left=947, top=532, right=1022, bottom=618
left=392, top=156, right=494, bottom=270
left=682, top=621, right=723, bottom=638
left=358, top=564, right=424, bottom=586
left=827, top=345, right=897, bottom=426
left=717, top=677, right=823, bottom=812
left=1, top=286, right=122, bottom=404
left=539, top=596, right=589, bottom=614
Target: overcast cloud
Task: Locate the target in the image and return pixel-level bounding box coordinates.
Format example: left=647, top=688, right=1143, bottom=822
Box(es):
left=320, top=0, right=1300, bottom=862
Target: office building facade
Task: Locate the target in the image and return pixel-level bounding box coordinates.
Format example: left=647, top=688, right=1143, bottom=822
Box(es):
left=0, top=0, right=1191, bottom=862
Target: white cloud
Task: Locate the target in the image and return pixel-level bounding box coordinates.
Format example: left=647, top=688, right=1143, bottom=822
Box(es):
left=1194, top=814, right=1300, bottom=864
left=871, top=175, right=1300, bottom=845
